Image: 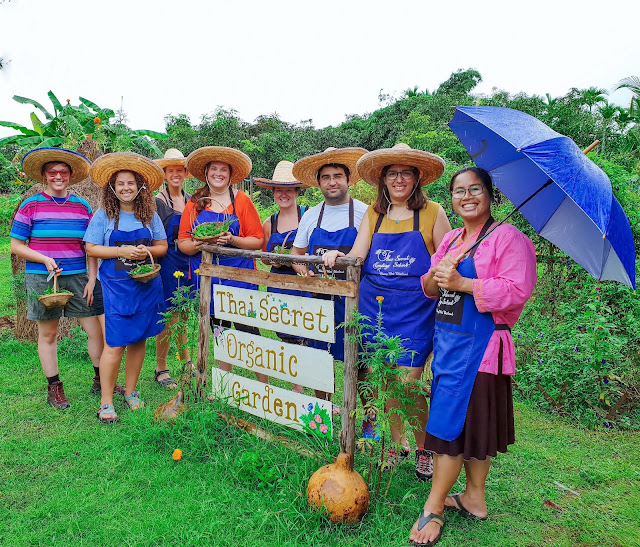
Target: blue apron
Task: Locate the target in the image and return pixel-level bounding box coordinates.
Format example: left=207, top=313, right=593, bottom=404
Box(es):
left=189, top=187, right=256, bottom=315
left=426, top=218, right=508, bottom=441
left=158, top=192, right=193, bottom=305
left=266, top=205, right=309, bottom=298
left=308, top=199, right=358, bottom=362
left=99, top=222, right=166, bottom=348
left=359, top=210, right=436, bottom=367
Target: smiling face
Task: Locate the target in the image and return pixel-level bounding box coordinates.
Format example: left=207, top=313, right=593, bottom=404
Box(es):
left=273, top=186, right=299, bottom=210
left=164, top=164, right=187, bottom=192
left=113, top=170, right=140, bottom=203
left=451, top=170, right=491, bottom=226
left=43, top=162, right=72, bottom=197
left=318, top=165, right=349, bottom=205
left=383, top=163, right=417, bottom=203
left=205, top=161, right=231, bottom=192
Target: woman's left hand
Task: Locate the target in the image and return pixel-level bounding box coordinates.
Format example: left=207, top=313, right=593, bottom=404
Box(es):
left=83, top=278, right=95, bottom=306
left=215, top=231, right=234, bottom=246
left=322, top=250, right=344, bottom=268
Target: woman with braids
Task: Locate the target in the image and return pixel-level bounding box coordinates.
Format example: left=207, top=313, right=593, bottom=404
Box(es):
left=178, top=146, right=266, bottom=382
left=84, top=153, right=168, bottom=423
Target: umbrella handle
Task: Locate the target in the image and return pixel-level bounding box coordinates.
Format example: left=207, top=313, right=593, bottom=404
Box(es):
left=583, top=140, right=600, bottom=154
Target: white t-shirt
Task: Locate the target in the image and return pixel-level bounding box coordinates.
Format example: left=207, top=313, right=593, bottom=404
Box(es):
left=293, top=198, right=368, bottom=249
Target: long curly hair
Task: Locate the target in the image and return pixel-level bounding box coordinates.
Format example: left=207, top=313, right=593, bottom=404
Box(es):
left=372, top=165, right=427, bottom=214
left=102, top=170, right=156, bottom=226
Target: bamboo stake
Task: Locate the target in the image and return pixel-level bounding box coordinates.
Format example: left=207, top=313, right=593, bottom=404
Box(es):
left=196, top=250, right=212, bottom=398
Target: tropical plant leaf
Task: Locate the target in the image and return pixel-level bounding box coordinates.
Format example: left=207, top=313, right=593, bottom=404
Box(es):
left=12, top=95, right=53, bottom=120
left=30, top=113, right=45, bottom=136
left=59, top=115, right=85, bottom=137
left=97, top=108, right=115, bottom=121
left=133, top=136, right=163, bottom=157
left=79, top=97, right=101, bottom=112
left=0, top=135, right=21, bottom=147
left=130, top=129, right=168, bottom=139
left=0, top=121, right=38, bottom=136
left=7, top=135, right=47, bottom=146
left=47, top=91, right=63, bottom=115
left=38, top=137, right=65, bottom=148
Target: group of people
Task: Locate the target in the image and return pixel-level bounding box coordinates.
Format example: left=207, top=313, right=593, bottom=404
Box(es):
left=10, top=141, right=537, bottom=547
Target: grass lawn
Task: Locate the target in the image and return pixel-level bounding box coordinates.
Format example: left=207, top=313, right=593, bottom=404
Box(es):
left=1, top=237, right=639, bottom=546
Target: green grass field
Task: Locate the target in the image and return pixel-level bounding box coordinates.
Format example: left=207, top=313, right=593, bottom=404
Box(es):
left=1, top=237, right=639, bottom=546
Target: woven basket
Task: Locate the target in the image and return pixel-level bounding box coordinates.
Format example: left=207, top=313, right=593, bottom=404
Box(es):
left=190, top=198, right=231, bottom=243
left=129, top=248, right=161, bottom=283
left=39, top=274, right=74, bottom=309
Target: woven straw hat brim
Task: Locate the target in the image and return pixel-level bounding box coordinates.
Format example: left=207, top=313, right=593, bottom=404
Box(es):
left=356, top=148, right=446, bottom=187
left=90, top=153, right=165, bottom=192
left=292, top=148, right=368, bottom=187
left=253, top=178, right=304, bottom=189
left=185, top=146, right=252, bottom=185
left=22, top=147, right=91, bottom=185
left=155, top=157, right=188, bottom=168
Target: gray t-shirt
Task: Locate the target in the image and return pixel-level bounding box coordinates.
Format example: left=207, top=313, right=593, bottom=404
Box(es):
left=293, top=198, right=368, bottom=249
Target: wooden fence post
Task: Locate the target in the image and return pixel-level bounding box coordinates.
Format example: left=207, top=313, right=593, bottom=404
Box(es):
left=196, top=250, right=212, bottom=397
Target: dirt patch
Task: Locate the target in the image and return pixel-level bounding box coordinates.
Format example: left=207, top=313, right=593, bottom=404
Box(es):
left=0, top=314, right=16, bottom=331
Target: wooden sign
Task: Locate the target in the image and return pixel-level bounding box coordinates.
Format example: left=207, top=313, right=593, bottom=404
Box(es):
left=213, top=286, right=335, bottom=343
left=212, top=369, right=333, bottom=437
left=213, top=327, right=334, bottom=393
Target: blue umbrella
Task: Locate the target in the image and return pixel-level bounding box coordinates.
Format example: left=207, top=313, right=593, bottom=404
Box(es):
left=448, top=106, right=636, bottom=289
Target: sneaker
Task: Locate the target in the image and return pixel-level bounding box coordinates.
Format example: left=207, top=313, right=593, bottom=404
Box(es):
left=415, top=449, right=434, bottom=482
left=90, top=375, right=126, bottom=396
left=381, top=446, right=410, bottom=470
left=362, top=417, right=381, bottom=441
left=47, top=380, right=70, bottom=409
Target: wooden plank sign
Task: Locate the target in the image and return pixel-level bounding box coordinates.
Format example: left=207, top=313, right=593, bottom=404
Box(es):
left=213, top=328, right=334, bottom=393
left=213, top=286, right=335, bottom=343
left=212, top=369, right=334, bottom=437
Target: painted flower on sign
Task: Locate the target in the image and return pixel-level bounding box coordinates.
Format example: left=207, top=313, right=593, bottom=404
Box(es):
left=300, top=402, right=332, bottom=438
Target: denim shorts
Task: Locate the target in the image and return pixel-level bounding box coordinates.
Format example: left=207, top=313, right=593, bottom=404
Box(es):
left=26, top=272, right=104, bottom=321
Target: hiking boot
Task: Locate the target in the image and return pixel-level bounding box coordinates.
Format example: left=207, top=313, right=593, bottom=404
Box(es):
left=380, top=446, right=410, bottom=470
left=415, top=449, right=434, bottom=482
left=90, top=375, right=126, bottom=396
left=362, top=416, right=381, bottom=441
left=47, top=381, right=70, bottom=409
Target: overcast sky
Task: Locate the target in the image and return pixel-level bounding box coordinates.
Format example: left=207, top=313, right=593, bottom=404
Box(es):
left=0, top=0, right=637, bottom=139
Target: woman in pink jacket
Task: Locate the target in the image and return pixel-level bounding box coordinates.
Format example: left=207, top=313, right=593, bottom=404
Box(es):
left=409, top=167, right=537, bottom=547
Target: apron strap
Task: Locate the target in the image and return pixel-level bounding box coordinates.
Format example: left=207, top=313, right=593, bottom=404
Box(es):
left=297, top=205, right=302, bottom=222
left=271, top=212, right=279, bottom=234
left=316, top=203, right=326, bottom=228
left=494, top=323, right=511, bottom=331
left=374, top=213, right=384, bottom=233
left=468, top=217, right=495, bottom=258
left=228, top=186, right=236, bottom=217
left=349, top=198, right=354, bottom=227
left=413, top=208, right=420, bottom=232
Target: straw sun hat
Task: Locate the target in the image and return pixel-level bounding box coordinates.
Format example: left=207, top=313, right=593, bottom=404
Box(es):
left=22, top=147, right=91, bottom=185
left=253, top=161, right=304, bottom=189
left=356, top=143, right=446, bottom=187
left=90, top=152, right=165, bottom=192
left=185, top=146, right=252, bottom=185
left=155, top=148, right=188, bottom=169
left=292, top=147, right=368, bottom=187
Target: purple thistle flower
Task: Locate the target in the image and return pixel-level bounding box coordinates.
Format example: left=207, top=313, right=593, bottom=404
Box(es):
left=566, top=260, right=571, bottom=265
left=517, top=334, right=521, bottom=338
left=573, top=346, right=579, bottom=351
left=604, top=422, right=611, bottom=428
left=587, top=358, right=592, bottom=363
left=603, top=377, right=609, bottom=384
left=601, top=359, right=607, bottom=365
left=596, top=286, right=601, bottom=291
left=577, top=326, right=583, bottom=331
left=539, top=333, right=544, bottom=338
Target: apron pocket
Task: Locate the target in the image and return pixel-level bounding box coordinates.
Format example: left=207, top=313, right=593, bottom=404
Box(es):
left=433, top=326, right=477, bottom=397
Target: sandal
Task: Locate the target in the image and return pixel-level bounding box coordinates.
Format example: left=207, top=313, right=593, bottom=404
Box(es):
left=154, top=369, right=178, bottom=389
left=97, top=404, right=119, bottom=424
left=444, top=494, right=487, bottom=521
left=412, top=511, right=444, bottom=546
left=124, top=391, right=145, bottom=410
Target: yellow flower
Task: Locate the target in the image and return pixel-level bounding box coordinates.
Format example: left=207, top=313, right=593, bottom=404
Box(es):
left=175, top=352, right=181, bottom=361
left=93, top=116, right=101, bottom=124
left=376, top=296, right=384, bottom=302
left=193, top=268, right=201, bottom=275
left=66, top=99, right=71, bottom=103
left=172, top=448, right=182, bottom=461
left=173, top=271, right=185, bottom=279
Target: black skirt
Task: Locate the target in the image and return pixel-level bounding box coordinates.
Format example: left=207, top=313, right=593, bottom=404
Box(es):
left=425, top=342, right=515, bottom=461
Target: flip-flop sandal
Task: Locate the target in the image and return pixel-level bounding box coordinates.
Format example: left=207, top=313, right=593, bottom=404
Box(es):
left=412, top=511, right=444, bottom=546
left=444, top=494, right=487, bottom=521
left=97, top=403, right=119, bottom=424
left=124, top=391, right=145, bottom=410
left=154, top=369, right=178, bottom=389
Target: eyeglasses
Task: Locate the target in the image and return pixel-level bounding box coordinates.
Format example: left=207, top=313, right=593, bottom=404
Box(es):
left=319, top=173, right=346, bottom=182
left=451, top=185, right=484, bottom=199
left=385, top=170, right=415, bottom=181
left=46, top=169, right=71, bottom=178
